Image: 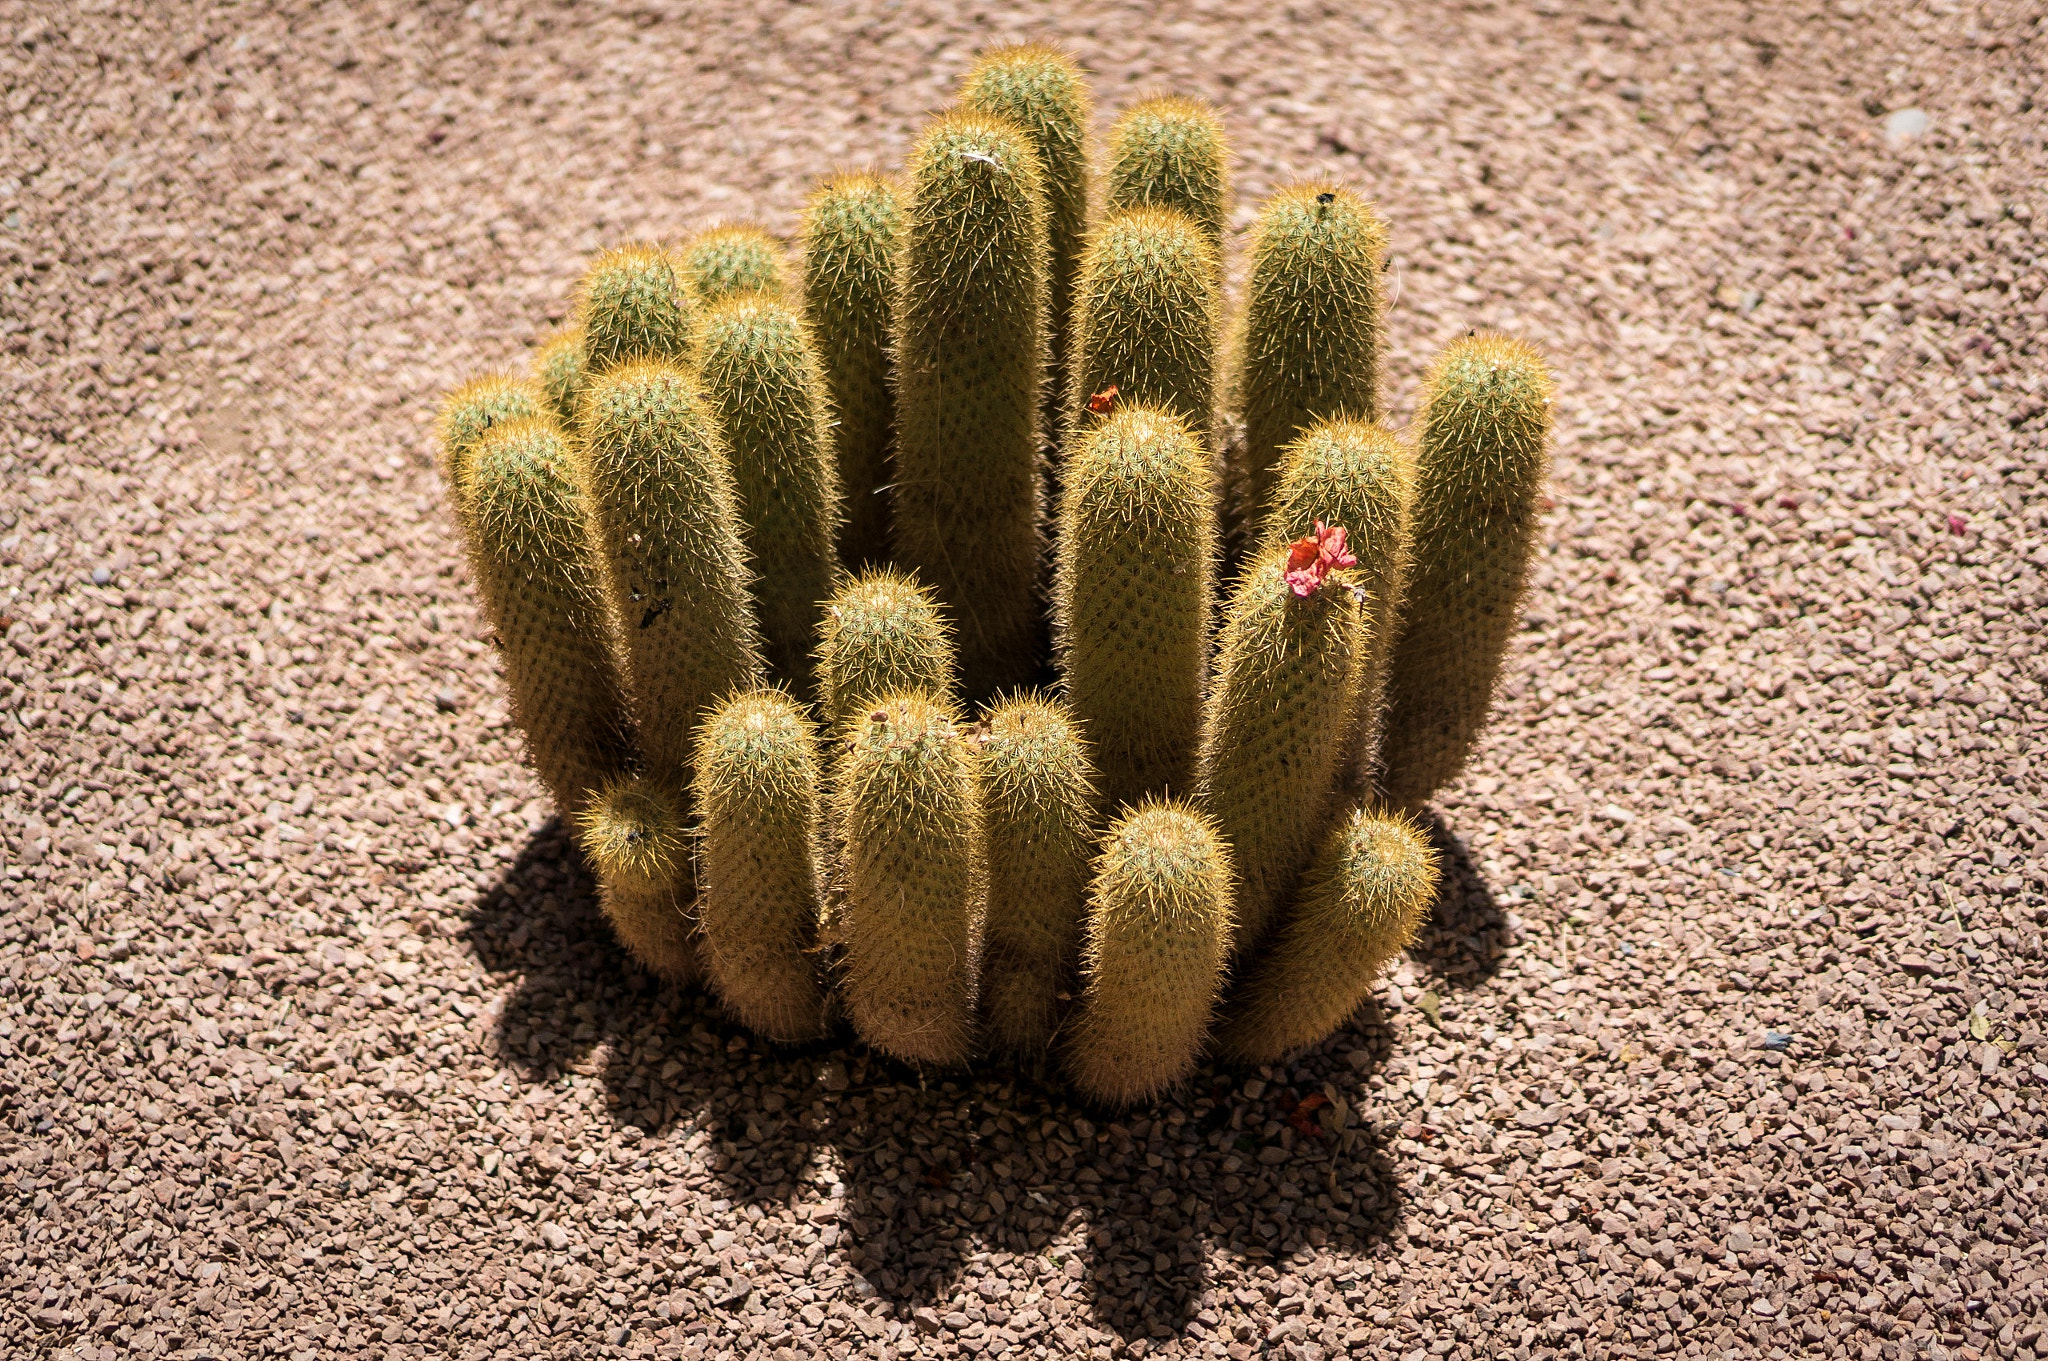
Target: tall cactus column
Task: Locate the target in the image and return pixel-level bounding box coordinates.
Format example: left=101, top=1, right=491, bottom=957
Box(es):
left=959, top=44, right=1092, bottom=431
left=1195, top=545, right=1366, bottom=956
left=1229, top=185, right=1388, bottom=525
left=694, top=295, right=842, bottom=694
left=1054, top=406, right=1216, bottom=811
left=1378, top=334, right=1553, bottom=812
left=463, top=418, right=632, bottom=818
left=801, top=174, right=901, bottom=570
left=889, top=111, right=1050, bottom=701
left=574, top=361, right=765, bottom=778
left=1063, top=207, right=1220, bottom=446
left=1261, top=419, right=1416, bottom=792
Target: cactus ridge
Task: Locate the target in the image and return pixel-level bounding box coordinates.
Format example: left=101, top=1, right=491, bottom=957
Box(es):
left=436, top=374, right=542, bottom=517
left=1104, top=96, right=1231, bottom=254
left=681, top=224, right=788, bottom=304
left=577, top=243, right=693, bottom=377
left=1195, top=548, right=1367, bottom=956
left=1261, top=418, right=1417, bottom=792
left=977, top=692, right=1099, bottom=1057
left=463, top=416, right=632, bottom=819
left=531, top=327, right=588, bottom=429
left=1065, top=206, right=1220, bottom=445
left=576, top=774, right=702, bottom=983
left=800, top=173, right=902, bottom=571
left=1230, top=184, right=1389, bottom=523
left=693, top=294, right=843, bottom=694
left=833, top=692, right=987, bottom=1067
left=1378, top=333, right=1552, bottom=812
left=890, top=109, right=1050, bottom=701
left=1064, top=798, right=1234, bottom=1107
left=958, top=43, right=1093, bottom=428
left=693, top=688, right=830, bottom=1042
left=817, top=567, right=956, bottom=736
left=1216, top=807, right=1436, bottom=1064
left=1053, top=404, right=1216, bottom=812
left=574, top=360, right=766, bottom=777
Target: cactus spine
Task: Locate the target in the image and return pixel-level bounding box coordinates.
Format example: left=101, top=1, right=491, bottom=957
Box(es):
left=576, top=774, right=701, bottom=983
left=1064, top=207, right=1220, bottom=443
left=1104, top=97, right=1230, bottom=254
left=1053, top=405, right=1215, bottom=811
left=1063, top=800, right=1233, bottom=1107
left=681, top=224, right=787, bottom=304
left=958, top=44, right=1092, bottom=424
left=577, top=244, right=693, bottom=377
left=531, top=327, right=587, bottom=428
left=574, top=361, right=765, bottom=776
left=693, top=690, right=829, bottom=1042
left=978, top=694, right=1098, bottom=1057
left=890, top=110, right=1049, bottom=701
left=693, top=295, right=842, bottom=692
left=463, top=417, right=631, bottom=817
left=1215, top=807, right=1436, bottom=1064
left=1230, top=185, right=1388, bottom=521
left=436, top=374, right=542, bottom=515
left=1195, top=549, right=1366, bottom=955
left=1260, top=419, right=1416, bottom=791
left=800, top=174, right=901, bottom=570
left=816, top=568, right=955, bottom=735
left=1377, top=334, right=1552, bottom=812
left=834, top=693, right=986, bottom=1067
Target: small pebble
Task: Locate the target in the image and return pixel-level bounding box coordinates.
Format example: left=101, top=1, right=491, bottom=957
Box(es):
left=1884, top=106, right=1929, bottom=146
left=90, top=566, right=111, bottom=585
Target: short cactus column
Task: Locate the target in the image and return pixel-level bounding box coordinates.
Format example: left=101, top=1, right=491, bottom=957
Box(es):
left=834, top=693, right=987, bottom=1067
left=890, top=110, right=1049, bottom=700
left=1214, top=808, right=1436, bottom=1064
left=694, top=690, right=829, bottom=1042
left=529, top=327, right=587, bottom=429
left=1063, top=800, right=1233, bottom=1107
left=463, top=417, right=631, bottom=818
left=1377, top=333, right=1552, bottom=812
left=1064, top=207, right=1220, bottom=445
left=978, top=694, right=1099, bottom=1057
left=575, top=774, right=701, bottom=984
left=436, top=374, right=542, bottom=520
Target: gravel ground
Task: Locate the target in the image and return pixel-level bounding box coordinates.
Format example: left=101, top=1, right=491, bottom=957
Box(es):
left=3, top=1, right=2045, bottom=1358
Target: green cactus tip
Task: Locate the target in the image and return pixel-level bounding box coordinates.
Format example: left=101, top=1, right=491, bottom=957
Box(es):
left=1216, top=807, right=1437, bottom=1064
left=1105, top=95, right=1231, bottom=252
left=575, top=773, right=701, bottom=984
left=576, top=242, right=693, bottom=377
left=682, top=224, right=788, bottom=305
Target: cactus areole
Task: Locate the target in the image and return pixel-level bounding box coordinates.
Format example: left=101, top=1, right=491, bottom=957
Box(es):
left=433, top=49, right=1552, bottom=1093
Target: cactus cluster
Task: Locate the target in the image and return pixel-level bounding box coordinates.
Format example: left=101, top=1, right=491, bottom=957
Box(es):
left=437, top=44, right=1552, bottom=1105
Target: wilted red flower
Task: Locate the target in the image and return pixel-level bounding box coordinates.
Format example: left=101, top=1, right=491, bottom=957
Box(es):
left=1283, top=520, right=1357, bottom=597
left=1086, top=385, right=1119, bottom=414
